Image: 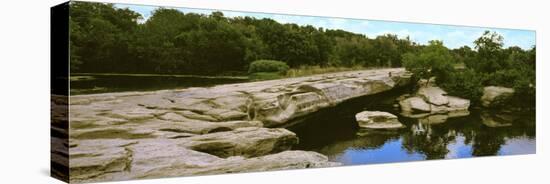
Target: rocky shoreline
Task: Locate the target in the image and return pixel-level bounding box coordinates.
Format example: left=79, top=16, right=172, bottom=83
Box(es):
left=60, top=68, right=412, bottom=183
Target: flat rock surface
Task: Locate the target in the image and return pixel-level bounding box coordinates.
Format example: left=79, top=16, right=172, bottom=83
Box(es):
left=67, top=68, right=410, bottom=183
left=355, top=111, right=404, bottom=129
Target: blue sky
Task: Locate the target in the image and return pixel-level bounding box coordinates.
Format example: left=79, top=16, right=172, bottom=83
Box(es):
left=115, top=4, right=535, bottom=49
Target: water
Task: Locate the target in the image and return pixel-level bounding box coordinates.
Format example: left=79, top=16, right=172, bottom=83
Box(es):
left=69, top=74, right=249, bottom=95
left=288, top=88, right=536, bottom=165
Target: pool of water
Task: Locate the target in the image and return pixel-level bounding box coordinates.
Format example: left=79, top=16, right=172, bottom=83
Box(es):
left=70, top=74, right=249, bottom=95
left=288, top=88, right=536, bottom=165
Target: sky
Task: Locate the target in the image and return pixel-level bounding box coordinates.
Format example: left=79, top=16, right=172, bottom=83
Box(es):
left=114, top=3, right=535, bottom=49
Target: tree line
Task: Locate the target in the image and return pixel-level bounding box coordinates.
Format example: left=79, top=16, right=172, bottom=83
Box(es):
left=69, top=2, right=418, bottom=75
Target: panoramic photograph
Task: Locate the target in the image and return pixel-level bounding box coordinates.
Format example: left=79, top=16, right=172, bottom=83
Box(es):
left=52, top=1, right=536, bottom=183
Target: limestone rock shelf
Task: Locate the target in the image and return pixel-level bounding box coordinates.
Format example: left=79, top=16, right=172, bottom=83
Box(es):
left=67, top=68, right=411, bottom=183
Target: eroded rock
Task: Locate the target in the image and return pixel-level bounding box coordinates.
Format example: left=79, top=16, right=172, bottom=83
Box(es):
left=66, top=68, right=412, bottom=182
left=69, top=129, right=331, bottom=183
left=355, top=111, right=404, bottom=129
left=69, top=139, right=137, bottom=180
left=399, top=84, right=470, bottom=123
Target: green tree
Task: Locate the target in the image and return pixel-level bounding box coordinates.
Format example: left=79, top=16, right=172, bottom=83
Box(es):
left=69, top=2, right=141, bottom=73
left=471, top=31, right=505, bottom=73
left=175, top=16, right=249, bottom=74
left=403, top=40, right=454, bottom=85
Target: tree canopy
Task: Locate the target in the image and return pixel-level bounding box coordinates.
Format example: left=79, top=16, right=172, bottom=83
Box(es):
left=403, top=40, right=454, bottom=84
left=69, top=2, right=417, bottom=75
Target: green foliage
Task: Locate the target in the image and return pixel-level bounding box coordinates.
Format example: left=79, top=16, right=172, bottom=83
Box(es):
left=403, top=40, right=454, bottom=84
left=469, top=31, right=506, bottom=73
left=483, top=67, right=535, bottom=108
left=438, top=69, right=484, bottom=104
left=69, top=1, right=417, bottom=75
left=328, top=34, right=415, bottom=68
left=248, top=60, right=289, bottom=74
left=69, top=2, right=141, bottom=73
left=399, top=31, right=535, bottom=108
left=436, top=31, right=536, bottom=107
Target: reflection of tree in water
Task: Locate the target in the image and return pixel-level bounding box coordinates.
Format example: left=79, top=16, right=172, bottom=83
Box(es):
left=472, top=112, right=535, bottom=156
left=471, top=129, right=506, bottom=156
left=401, top=112, right=535, bottom=158
left=402, top=122, right=457, bottom=159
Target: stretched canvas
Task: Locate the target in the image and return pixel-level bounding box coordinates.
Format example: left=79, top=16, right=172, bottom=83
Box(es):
left=51, top=1, right=536, bottom=183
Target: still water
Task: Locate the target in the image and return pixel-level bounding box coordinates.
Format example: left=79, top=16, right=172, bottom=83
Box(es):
left=70, top=74, right=249, bottom=95
left=288, top=89, right=536, bottom=165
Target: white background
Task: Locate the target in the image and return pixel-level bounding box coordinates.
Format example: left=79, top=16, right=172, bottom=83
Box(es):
left=0, top=0, right=548, bottom=183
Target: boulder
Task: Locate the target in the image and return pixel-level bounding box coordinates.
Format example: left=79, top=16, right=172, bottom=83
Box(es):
left=398, top=84, right=471, bottom=123
left=355, top=111, right=404, bottom=129
left=481, top=86, right=515, bottom=108
left=447, top=96, right=470, bottom=111
left=417, top=86, right=449, bottom=106
left=399, top=96, right=431, bottom=112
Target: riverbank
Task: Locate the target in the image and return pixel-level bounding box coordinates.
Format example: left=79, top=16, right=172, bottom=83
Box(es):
left=70, top=67, right=381, bottom=95
left=63, top=68, right=411, bottom=183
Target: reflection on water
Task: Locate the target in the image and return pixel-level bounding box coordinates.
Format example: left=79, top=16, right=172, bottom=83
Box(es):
left=70, top=74, right=249, bottom=95
left=289, top=89, right=536, bottom=165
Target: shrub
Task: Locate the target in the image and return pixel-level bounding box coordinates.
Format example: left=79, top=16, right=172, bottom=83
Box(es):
left=248, top=60, right=289, bottom=74
left=483, top=69, right=518, bottom=87
left=438, top=69, right=484, bottom=104
left=508, top=67, right=535, bottom=109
